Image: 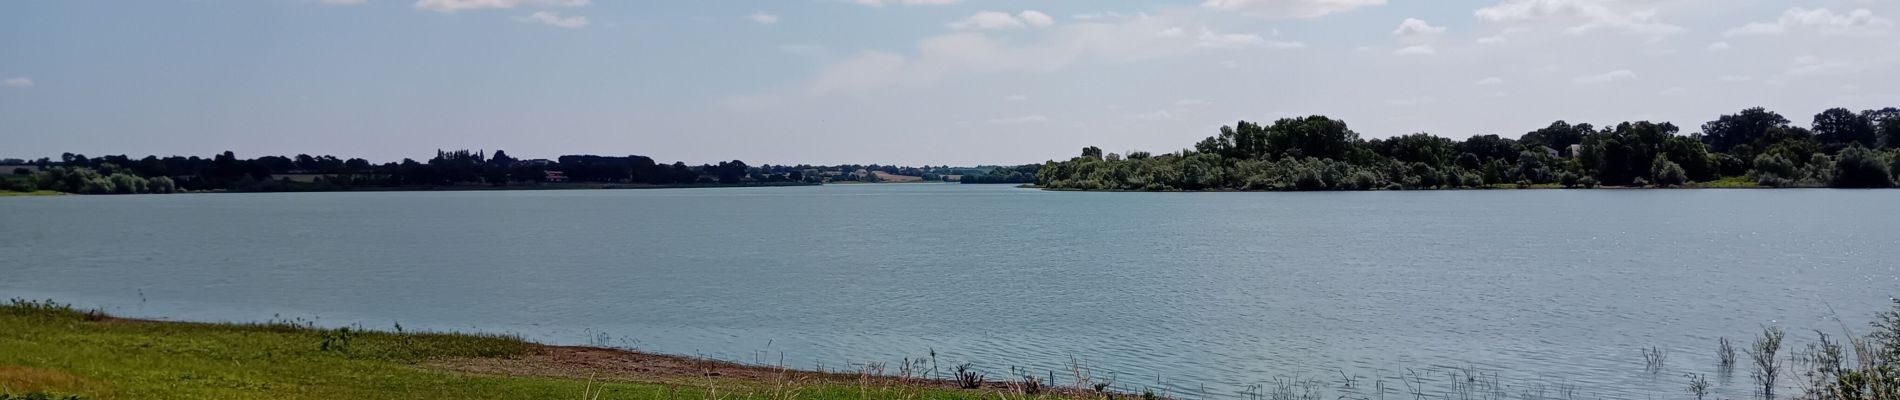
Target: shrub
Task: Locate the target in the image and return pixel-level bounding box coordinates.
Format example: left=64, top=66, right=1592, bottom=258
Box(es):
left=1830, top=145, right=1893, bottom=188
left=1749, top=327, right=1784, bottom=400
left=1579, top=176, right=1599, bottom=188
left=953, top=363, right=984, bottom=389
left=1293, top=167, right=1327, bottom=191
left=1652, top=159, right=1688, bottom=187
left=0, top=391, right=87, bottom=400
left=1351, top=171, right=1380, bottom=191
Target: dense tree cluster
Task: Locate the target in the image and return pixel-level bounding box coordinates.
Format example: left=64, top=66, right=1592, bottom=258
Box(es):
left=1037, top=107, right=1900, bottom=191
left=958, top=165, right=1040, bottom=184
left=14, top=166, right=177, bottom=194
left=0, top=150, right=816, bottom=194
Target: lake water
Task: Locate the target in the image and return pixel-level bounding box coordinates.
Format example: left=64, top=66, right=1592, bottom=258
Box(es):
left=4, top=184, right=1898, bottom=399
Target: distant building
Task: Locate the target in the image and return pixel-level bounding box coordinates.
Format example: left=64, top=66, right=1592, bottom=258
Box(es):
left=1567, top=144, right=1583, bottom=158
left=545, top=170, right=569, bottom=182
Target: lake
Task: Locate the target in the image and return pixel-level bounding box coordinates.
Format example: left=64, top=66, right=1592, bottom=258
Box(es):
left=3, top=184, right=1897, bottom=399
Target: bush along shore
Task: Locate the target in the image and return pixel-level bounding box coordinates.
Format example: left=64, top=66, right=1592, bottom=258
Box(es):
left=1036, top=107, right=1900, bottom=191
left=8, top=297, right=1900, bottom=399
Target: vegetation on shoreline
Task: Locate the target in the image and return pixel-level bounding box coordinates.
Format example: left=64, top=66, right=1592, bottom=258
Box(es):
left=10, top=297, right=1900, bottom=399
left=958, top=165, right=1040, bottom=184
left=0, top=151, right=1001, bottom=195
left=0, top=299, right=1121, bottom=399
left=1037, top=107, right=1900, bottom=191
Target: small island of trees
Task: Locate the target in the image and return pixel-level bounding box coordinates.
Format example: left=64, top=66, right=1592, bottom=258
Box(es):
left=1035, top=106, right=1900, bottom=191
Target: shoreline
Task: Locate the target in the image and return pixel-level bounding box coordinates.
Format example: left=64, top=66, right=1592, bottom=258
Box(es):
left=0, top=301, right=1125, bottom=399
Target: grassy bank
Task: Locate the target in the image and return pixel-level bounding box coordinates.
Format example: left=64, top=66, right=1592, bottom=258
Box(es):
left=0, top=190, right=64, bottom=197
left=0, top=300, right=1067, bottom=400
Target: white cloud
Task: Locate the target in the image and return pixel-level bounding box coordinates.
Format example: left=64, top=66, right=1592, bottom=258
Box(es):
left=1006, top=94, right=1028, bottom=102
left=1131, top=110, right=1176, bottom=120
left=415, top=0, right=589, bottom=13
left=526, top=11, right=587, bottom=28
left=1476, top=77, right=1505, bottom=85
left=1196, top=29, right=1263, bottom=47
left=855, top=0, right=957, bottom=7
left=1707, top=41, right=1730, bottom=51
left=1787, top=56, right=1854, bottom=76
left=948, top=11, right=1021, bottom=30
left=1474, top=27, right=1524, bottom=44
left=1572, top=69, right=1635, bottom=84
left=1393, top=18, right=1446, bottom=37
left=809, top=12, right=1299, bottom=94
left=748, top=12, right=779, bottom=25
left=1196, top=28, right=1304, bottom=49
left=1073, top=12, right=1132, bottom=21
left=950, top=11, right=1054, bottom=30
left=1201, top=0, right=1387, bottom=19
left=1725, top=8, right=1892, bottom=37
left=1658, top=87, right=1685, bottom=96
left=1175, top=98, right=1210, bottom=106
left=988, top=115, right=1049, bottom=124
left=3, top=77, right=32, bottom=88
left=321, top=0, right=367, bottom=5
left=1156, top=27, right=1187, bottom=38
left=1019, top=11, right=1055, bottom=28
left=1394, top=45, right=1437, bottom=55
left=1475, top=0, right=1684, bottom=36
left=1385, top=96, right=1437, bottom=106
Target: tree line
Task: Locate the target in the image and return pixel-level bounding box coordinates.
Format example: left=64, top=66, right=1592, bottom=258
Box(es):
left=1035, top=106, right=1900, bottom=191
left=0, top=150, right=832, bottom=194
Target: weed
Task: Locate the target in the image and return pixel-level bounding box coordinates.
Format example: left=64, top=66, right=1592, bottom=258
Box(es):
left=1643, top=346, right=1668, bottom=373
left=319, top=327, right=355, bottom=353
left=1720, top=337, right=1738, bottom=370
left=1006, top=367, right=1042, bottom=396
left=0, top=392, right=86, bottom=400
left=952, top=363, right=983, bottom=389
left=1750, top=326, right=1786, bottom=400
left=1686, top=374, right=1711, bottom=400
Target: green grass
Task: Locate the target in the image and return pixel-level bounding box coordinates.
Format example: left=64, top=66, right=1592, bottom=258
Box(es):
left=0, top=300, right=1008, bottom=400
left=1695, top=176, right=1760, bottom=188
left=0, top=190, right=63, bottom=197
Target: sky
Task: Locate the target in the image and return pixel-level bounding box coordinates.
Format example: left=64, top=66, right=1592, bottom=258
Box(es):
left=1, top=0, right=1897, bottom=166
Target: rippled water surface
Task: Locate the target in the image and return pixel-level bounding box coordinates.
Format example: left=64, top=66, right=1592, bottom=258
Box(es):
left=4, top=184, right=1898, bottom=398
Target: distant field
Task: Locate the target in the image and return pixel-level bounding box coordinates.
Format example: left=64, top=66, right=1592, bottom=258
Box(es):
left=871, top=172, right=925, bottom=183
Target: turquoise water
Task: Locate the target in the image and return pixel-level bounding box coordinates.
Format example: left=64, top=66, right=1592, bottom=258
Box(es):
left=4, top=184, right=1897, bottom=398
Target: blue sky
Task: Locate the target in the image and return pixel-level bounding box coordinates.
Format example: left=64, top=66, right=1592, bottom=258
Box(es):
left=2, top=0, right=1896, bottom=165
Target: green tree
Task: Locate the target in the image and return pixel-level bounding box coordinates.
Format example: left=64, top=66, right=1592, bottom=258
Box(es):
left=1518, top=121, right=1588, bottom=156
left=1377, top=133, right=1456, bottom=168
left=1651, top=158, right=1688, bottom=187
left=1814, top=107, right=1878, bottom=149
left=1459, top=134, right=1524, bottom=163
left=1659, top=136, right=1717, bottom=181
left=1263, top=116, right=1360, bottom=161
left=1700, top=107, right=1790, bottom=154
left=1864, top=107, right=1900, bottom=148
left=1830, top=145, right=1893, bottom=188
